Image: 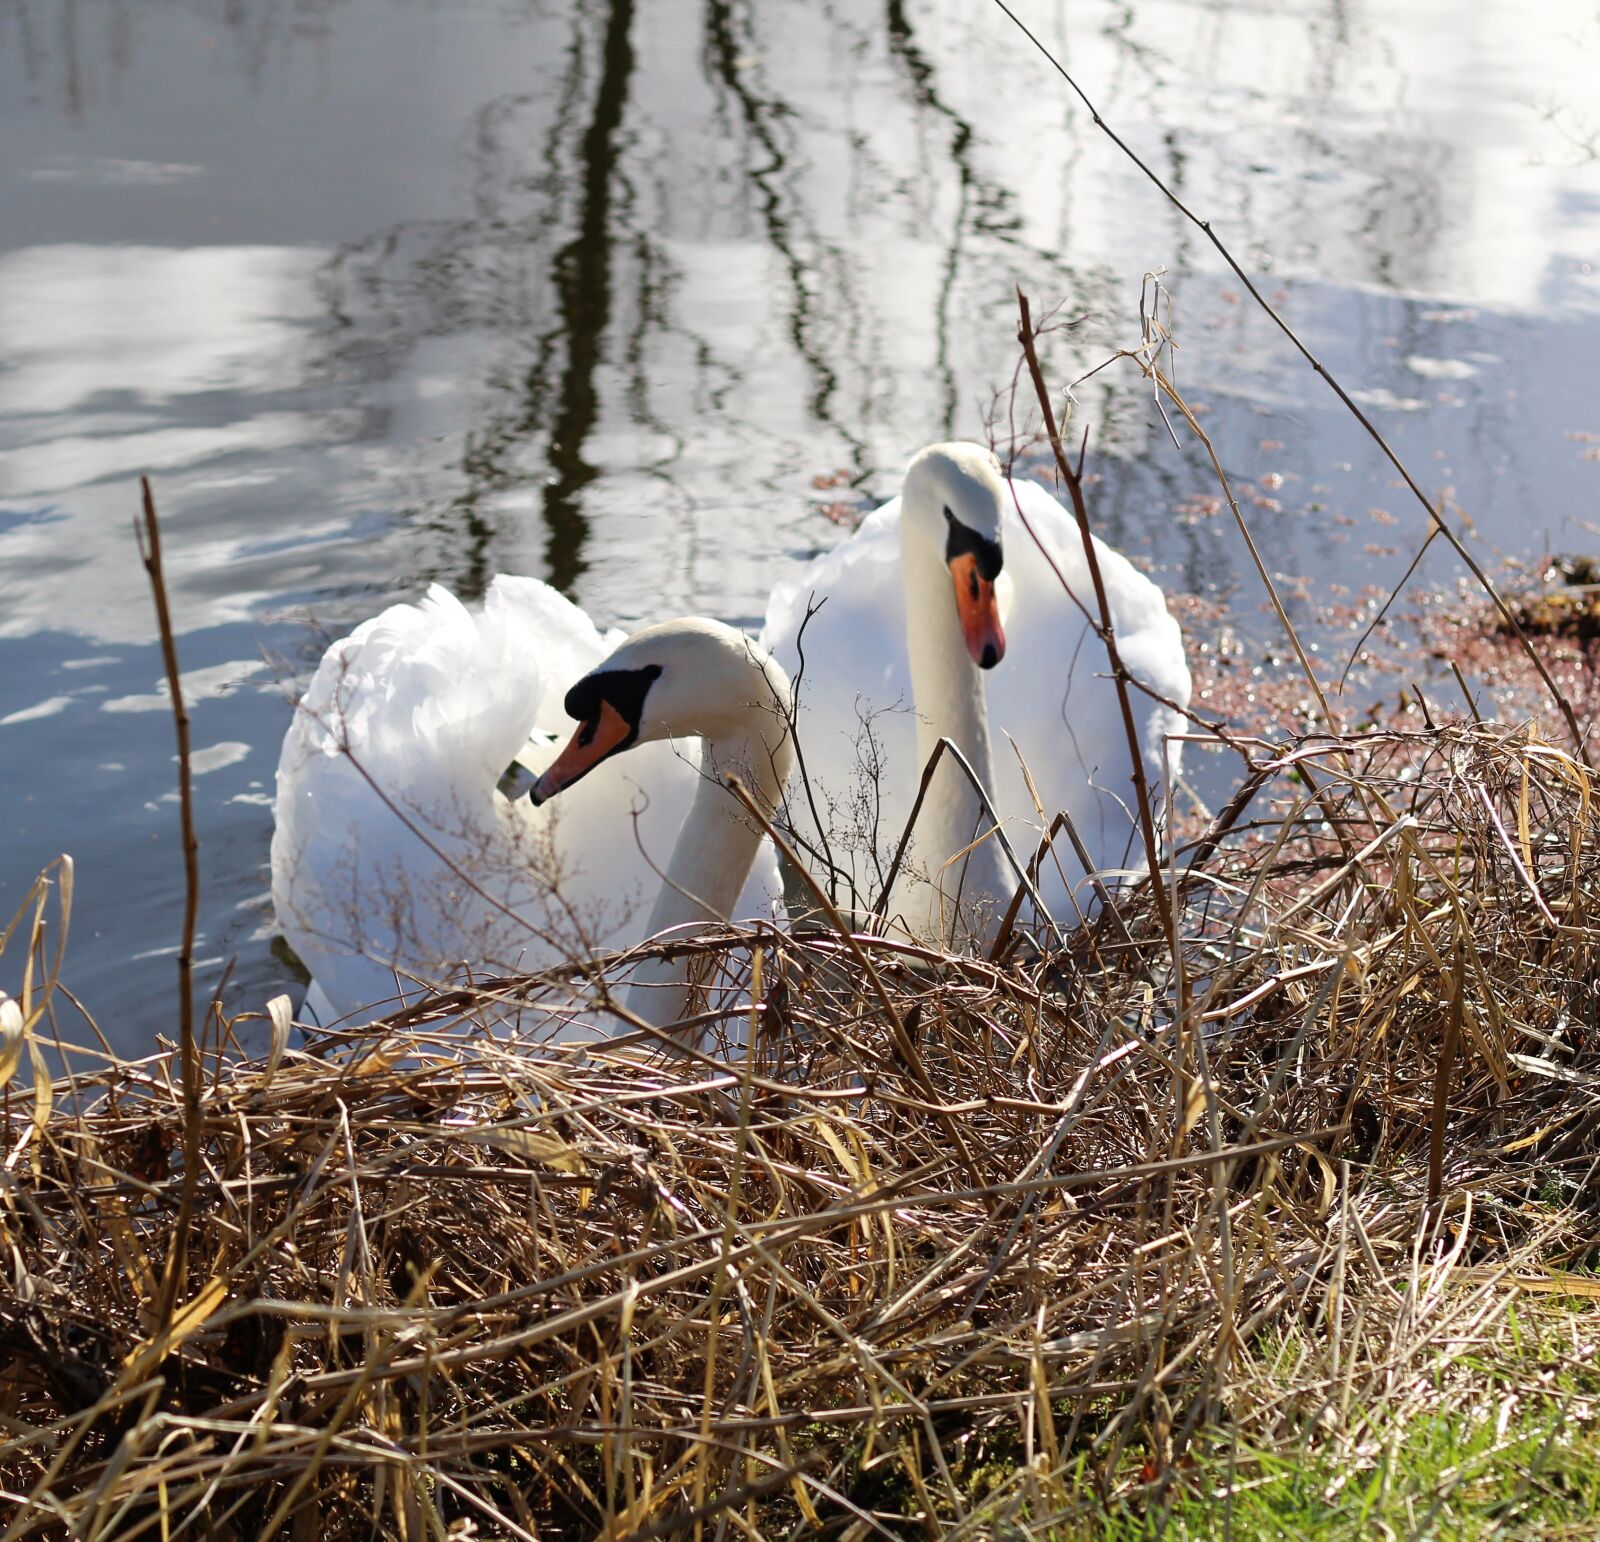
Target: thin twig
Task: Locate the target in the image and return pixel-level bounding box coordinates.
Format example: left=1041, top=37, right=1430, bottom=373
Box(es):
left=136, top=477, right=202, bottom=1331
left=1014, top=290, right=1176, bottom=953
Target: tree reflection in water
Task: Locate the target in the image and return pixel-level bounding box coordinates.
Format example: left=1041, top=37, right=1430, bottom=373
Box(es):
left=308, top=0, right=1131, bottom=613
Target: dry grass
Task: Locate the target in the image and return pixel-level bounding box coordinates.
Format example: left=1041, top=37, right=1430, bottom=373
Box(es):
left=4, top=718, right=1600, bottom=1538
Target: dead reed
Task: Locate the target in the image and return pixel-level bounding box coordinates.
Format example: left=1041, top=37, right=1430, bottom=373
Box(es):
left=4, top=716, right=1600, bottom=1537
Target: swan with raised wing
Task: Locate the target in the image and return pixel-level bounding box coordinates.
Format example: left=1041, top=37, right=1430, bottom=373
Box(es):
left=272, top=577, right=794, bottom=1030
left=761, top=441, right=1190, bottom=944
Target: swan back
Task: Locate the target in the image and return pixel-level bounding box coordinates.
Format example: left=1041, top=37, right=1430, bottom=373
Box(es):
left=987, top=477, right=1191, bottom=911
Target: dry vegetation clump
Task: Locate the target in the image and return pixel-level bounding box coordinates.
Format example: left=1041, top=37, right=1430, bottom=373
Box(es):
left=1415, top=557, right=1600, bottom=730
left=4, top=719, right=1600, bottom=1537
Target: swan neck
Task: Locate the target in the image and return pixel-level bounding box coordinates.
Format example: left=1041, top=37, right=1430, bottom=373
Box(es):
left=626, top=684, right=794, bottom=1029
left=647, top=733, right=787, bottom=932
left=899, top=481, right=1009, bottom=942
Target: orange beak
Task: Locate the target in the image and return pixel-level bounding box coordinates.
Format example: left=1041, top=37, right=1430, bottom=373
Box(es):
left=530, top=701, right=634, bottom=805
left=949, top=553, right=1006, bottom=669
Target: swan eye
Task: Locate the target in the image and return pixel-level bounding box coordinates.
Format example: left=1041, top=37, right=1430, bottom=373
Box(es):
left=563, top=663, right=663, bottom=737
left=943, top=508, right=1003, bottom=581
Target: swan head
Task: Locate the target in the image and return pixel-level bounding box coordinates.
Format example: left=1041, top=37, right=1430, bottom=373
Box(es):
left=530, top=618, right=794, bottom=805
left=902, top=442, right=1007, bottom=670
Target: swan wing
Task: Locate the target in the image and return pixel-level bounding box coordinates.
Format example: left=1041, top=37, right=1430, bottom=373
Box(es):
left=986, top=477, right=1192, bottom=918
left=272, top=579, right=599, bottom=1019
left=484, top=575, right=625, bottom=738
left=760, top=501, right=925, bottom=918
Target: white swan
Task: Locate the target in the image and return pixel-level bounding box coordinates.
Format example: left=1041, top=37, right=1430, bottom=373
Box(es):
left=760, top=442, right=1191, bottom=944
left=271, top=576, right=794, bottom=1031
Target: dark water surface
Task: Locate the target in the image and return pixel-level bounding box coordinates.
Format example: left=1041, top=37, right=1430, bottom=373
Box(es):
left=3, top=0, right=1599, bottom=1053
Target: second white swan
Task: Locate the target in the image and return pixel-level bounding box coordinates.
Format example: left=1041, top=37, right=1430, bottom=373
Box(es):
left=761, top=442, right=1191, bottom=944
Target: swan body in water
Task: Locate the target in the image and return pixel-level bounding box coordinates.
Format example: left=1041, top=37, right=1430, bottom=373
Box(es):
left=272, top=577, right=794, bottom=1030
left=761, top=442, right=1191, bottom=944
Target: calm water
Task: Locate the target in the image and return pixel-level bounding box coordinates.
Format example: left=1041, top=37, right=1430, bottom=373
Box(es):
left=3, top=0, right=1599, bottom=1054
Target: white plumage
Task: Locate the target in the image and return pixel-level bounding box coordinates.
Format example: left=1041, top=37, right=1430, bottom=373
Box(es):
left=761, top=452, right=1191, bottom=938
left=271, top=576, right=783, bottom=1026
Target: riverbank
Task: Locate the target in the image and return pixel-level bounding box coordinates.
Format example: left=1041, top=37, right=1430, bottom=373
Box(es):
left=4, top=711, right=1599, bottom=1537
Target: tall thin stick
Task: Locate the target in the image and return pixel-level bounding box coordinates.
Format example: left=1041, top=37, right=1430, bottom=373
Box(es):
left=137, top=477, right=202, bottom=1325
left=1014, top=291, right=1176, bottom=954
